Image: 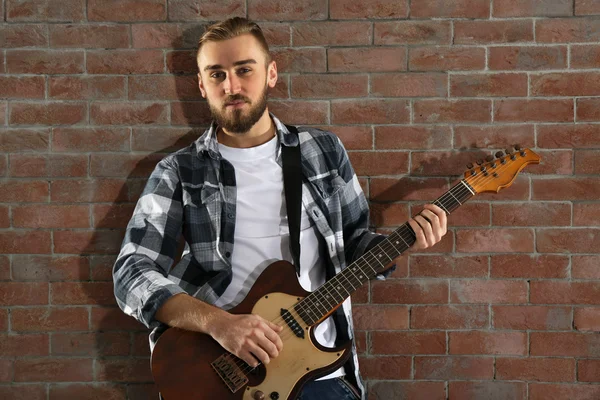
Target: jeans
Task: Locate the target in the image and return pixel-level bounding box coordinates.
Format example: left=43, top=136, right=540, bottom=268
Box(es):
left=298, top=377, right=361, bottom=400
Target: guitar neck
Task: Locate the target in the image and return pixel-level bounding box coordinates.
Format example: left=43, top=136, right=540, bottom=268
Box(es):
left=294, top=179, right=476, bottom=326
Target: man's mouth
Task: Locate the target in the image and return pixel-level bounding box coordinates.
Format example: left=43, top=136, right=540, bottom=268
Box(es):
left=225, top=100, right=247, bottom=108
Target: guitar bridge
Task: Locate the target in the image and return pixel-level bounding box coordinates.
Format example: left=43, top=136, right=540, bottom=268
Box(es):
left=211, top=353, right=249, bottom=393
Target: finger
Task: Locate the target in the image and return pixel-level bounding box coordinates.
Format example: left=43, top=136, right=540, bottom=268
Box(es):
left=264, top=323, right=284, bottom=352
left=421, top=209, right=442, bottom=240
left=257, top=332, right=280, bottom=359
left=425, top=204, right=448, bottom=233
left=414, top=215, right=435, bottom=246
left=239, top=350, right=260, bottom=368
left=248, top=342, right=271, bottom=365
left=408, top=218, right=426, bottom=249
left=267, top=320, right=283, bottom=333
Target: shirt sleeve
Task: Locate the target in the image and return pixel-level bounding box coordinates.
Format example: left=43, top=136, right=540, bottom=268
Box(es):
left=335, top=137, right=397, bottom=279
left=112, top=157, right=187, bottom=329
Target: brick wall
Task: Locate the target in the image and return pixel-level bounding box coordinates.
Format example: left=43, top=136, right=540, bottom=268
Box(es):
left=1, top=0, right=600, bottom=399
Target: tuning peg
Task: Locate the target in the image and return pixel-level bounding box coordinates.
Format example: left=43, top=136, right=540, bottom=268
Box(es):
left=495, top=151, right=504, bottom=158
left=485, top=155, right=494, bottom=162
left=476, top=159, right=483, bottom=165
left=514, top=144, right=521, bottom=151
left=505, top=148, right=512, bottom=155
left=467, top=162, right=474, bottom=169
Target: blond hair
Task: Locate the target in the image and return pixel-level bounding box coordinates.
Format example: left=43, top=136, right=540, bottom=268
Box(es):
left=197, top=17, right=271, bottom=63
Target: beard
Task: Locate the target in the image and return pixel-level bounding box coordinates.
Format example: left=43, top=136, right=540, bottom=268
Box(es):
left=208, top=84, right=269, bottom=134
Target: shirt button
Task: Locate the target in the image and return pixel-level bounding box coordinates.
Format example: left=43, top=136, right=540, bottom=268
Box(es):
left=225, top=252, right=231, bottom=258
left=227, top=213, right=234, bottom=219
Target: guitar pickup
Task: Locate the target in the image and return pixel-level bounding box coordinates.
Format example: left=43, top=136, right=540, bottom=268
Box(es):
left=281, top=308, right=305, bottom=339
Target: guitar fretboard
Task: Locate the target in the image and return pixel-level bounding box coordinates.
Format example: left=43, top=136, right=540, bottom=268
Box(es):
left=294, top=179, right=476, bottom=326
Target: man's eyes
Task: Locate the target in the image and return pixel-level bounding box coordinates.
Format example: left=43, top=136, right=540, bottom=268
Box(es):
left=210, top=68, right=251, bottom=79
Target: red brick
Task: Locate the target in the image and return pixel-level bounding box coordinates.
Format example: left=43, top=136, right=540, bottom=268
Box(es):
left=494, top=0, right=573, bottom=16
left=493, top=305, right=572, bottom=330
left=11, top=307, right=88, bottom=332
left=577, top=98, right=600, bottom=121
left=375, top=126, right=451, bottom=150
left=571, top=44, right=600, bottom=68
left=534, top=177, right=600, bottom=201
left=348, top=151, right=409, bottom=176
left=291, top=74, right=368, bottom=98
left=15, top=358, right=93, bottom=382
left=415, top=356, right=493, bottom=380
left=374, top=21, right=450, bottom=45
left=489, top=46, right=567, bottom=70
left=450, top=331, right=527, bottom=355
left=359, top=356, right=411, bottom=380
left=7, top=50, right=84, bottom=74
left=449, top=382, right=526, bottom=400
left=0, top=206, right=8, bottom=228
left=129, top=75, right=200, bottom=101
left=450, top=279, right=527, bottom=303
left=578, top=359, right=600, bottom=382
left=91, top=307, right=146, bottom=331
left=412, top=0, right=489, bottom=18
left=168, top=0, right=244, bottom=21
left=537, top=228, right=600, bottom=253
left=495, top=99, right=574, bottom=122
left=328, top=47, right=406, bottom=73
left=51, top=179, right=134, bottom=203
left=260, top=23, right=291, bottom=46
left=451, top=73, right=527, bottom=97
left=87, top=50, right=164, bottom=74
left=292, top=21, right=370, bottom=46
left=411, top=255, right=488, bottom=278
left=0, top=385, right=46, bottom=400
left=49, top=383, right=127, bottom=400
left=0, top=333, right=48, bottom=356
left=88, top=0, right=166, bottom=21
left=532, top=384, right=600, bottom=400
left=0, top=359, right=10, bottom=381
left=498, top=357, right=574, bottom=382
left=538, top=124, right=600, bottom=148
left=51, top=282, right=116, bottom=306
left=0, top=76, right=45, bottom=99
left=531, top=332, right=600, bottom=356
left=54, top=230, right=124, bottom=256
left=369, top=177, right=448, bottom=202
left=576, top=0, right=600, bottom=14
left=0, top=231, right=51, bottom=254
left=370, top=203, right=409, bottom=227
left=0, top=128, right=49, bottom=152
left=573, top=255, right=600, bottom=279
left=132, top=23, right=204, bottom=48
left=90, top=256, right=118, bottom=281
left=273, top=48, right=326, bottom=73
left=409, top=47, right=485, bottom=71
left=454, top=125, right=534, bottom=151
left=90, top=153, right=164, bottom=178
left=12, top=255, right=88, bottom=281
left=0, top=180, right=48, bottom=202
left=454, top=20, right=534, bottom=44
left=53, top=127, right=129, bottom=152
left=372, top=331, right=446, bottom=354
left=0, top=257, right=8, bottom=281
left=0, top=282, right=48, bottom=306
left=575, top=150, right=600, bottom=174
left=249, top=0, right=327, bottom=20
left=372, top=279, right=448, bottom=304
left=10, top=154, right=88, bottom=177
left=13, top=205, right=88, bottom=229
left=96, top=358, right=153, bottom=382
left=49, top=24, right=129, bottom=48
left=368, top=381, right=445, bottom=400
left=170, top=101, right=212, bottom=126
left=330, top=0, right=408, bottom=19
left=372, top=73, right=447, bottom=97
left=574, top=308, right=600, bottom=331
left=492, top=202, right=570, bottom=227
left=412, top=305, right=488, bottom=329
left=10, top=102, right=87, bottom=126
left=127, top=384, right=160, bottom=400
left=133, top=332, right=151, bottom=356
left=325, top=126, right=372, bottom=150
left=49, top=76, right=126, bottom=100
left=537, top=18, right=600, bottom=42
left=333, top=99, right=409, bottom=124
left=0, top=24, right=48, bottom=47
left=414, top=100, right=491, bottom=123
left=532, top=72, right=600, bottom=96
left=410, top=149, right=492, bottom=176
left=7, top=0, right=85, bottom=21
left=131, top=127, right=199, bottom=152
left=91, top=101, right=168, bottom=125
left=353, top=305, right=408, bottom=330
left=527, top=149, right=572, bottom=175
left=532, top=281, right=600, bottom=304
left=268, top=101, right=328, bottom=125
left=492, top=254, right=569, bottom=279
left=93, top=204, right=136, bottom=229
left=166, top=50, right=197, bottom=74
left=574, top=204, right=600, bottom=226
left=52, top=332, right=130, bottom=356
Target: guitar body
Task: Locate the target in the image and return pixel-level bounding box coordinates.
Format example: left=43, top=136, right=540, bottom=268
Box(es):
left=151, top=260, right=352, bottom=400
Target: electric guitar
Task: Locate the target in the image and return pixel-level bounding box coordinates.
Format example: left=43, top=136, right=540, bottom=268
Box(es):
left=151, top=145, right=540, bottom=399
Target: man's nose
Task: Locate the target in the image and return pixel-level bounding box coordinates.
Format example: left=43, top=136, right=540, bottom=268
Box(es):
left=224, top=74, right=241, bottom=95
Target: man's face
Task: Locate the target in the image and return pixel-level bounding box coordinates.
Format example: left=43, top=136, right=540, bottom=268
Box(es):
left=197, top=34, right=277, bottom=134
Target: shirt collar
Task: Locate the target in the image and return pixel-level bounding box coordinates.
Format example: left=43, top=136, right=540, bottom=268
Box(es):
left=194, top=112, right=299, bottom=160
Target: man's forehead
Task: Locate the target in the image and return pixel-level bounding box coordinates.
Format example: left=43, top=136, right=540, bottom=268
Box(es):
left=197, top=34, right=266, bottom=69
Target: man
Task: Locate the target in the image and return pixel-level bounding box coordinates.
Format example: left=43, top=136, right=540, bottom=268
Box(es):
left=113, top=17, right=447, bottom=400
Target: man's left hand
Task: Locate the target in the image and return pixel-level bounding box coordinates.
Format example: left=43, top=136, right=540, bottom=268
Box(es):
left=407, top=203, right=448, bottom=250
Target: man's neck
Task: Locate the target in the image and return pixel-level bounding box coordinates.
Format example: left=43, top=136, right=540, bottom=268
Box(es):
left=217, top=111, right=275, bottom=149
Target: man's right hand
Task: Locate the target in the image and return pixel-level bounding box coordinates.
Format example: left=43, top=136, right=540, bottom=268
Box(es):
left=208, top=312, right=284, bottom=368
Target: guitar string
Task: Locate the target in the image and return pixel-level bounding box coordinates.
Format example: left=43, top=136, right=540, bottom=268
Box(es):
left=224, top=152, right=527, bottom=377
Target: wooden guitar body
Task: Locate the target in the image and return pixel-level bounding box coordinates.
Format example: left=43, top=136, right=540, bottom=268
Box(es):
left=151, top=260, right=352, bottom=400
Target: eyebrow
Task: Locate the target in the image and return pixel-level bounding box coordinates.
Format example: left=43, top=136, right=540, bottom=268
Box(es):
left=203, top=59, right=258, bottom=72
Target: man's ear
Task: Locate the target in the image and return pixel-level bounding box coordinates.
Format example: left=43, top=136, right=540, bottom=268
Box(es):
left=267, top=60, right=278, bottom=89
left=197, top=72, right=206, bottom=98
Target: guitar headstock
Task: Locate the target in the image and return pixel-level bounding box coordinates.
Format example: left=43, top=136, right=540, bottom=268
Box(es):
left=464, top=145, right=540, bottom=194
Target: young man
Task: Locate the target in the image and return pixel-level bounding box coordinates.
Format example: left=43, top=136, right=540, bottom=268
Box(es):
left=113, top=17, right=447, bottom=400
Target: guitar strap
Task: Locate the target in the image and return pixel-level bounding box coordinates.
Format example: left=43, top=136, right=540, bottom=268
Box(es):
left=282, top=124, right=302, bottom=277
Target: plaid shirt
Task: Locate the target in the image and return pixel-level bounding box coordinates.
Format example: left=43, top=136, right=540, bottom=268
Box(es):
left=113, top=113, right=392, bottom=399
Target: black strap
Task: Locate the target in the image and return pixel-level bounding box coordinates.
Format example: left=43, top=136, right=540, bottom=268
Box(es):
left=282, top=124, right=302, bottom=276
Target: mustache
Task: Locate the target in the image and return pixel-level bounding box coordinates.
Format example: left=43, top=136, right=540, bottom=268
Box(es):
left=224, top=94, right=251, bottom=104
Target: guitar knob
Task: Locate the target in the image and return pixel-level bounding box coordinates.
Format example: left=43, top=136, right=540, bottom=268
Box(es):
left=253, top=390, right=265, bottom=400
left=270, top=392, right=280, bottom=400
left=495, top=151, right=504, bottom=158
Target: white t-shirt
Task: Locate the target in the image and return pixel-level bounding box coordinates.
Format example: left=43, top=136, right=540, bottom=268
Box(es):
left=216, top=134, right=344, bottom=380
